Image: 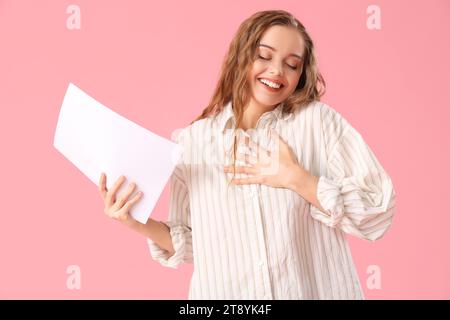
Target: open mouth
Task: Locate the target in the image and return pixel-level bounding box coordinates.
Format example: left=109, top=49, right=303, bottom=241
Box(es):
left=257, top=78, right=284, bottom=91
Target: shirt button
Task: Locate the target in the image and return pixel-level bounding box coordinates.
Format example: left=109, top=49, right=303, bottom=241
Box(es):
left=259, top=260, right=264, bottom=267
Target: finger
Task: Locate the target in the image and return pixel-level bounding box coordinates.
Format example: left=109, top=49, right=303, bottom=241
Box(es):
left=98, top=172, right=107, bottom=199
left=231, top=175, right=264, bottom=185
left=224, top=165, right=258, bottom=175
left=121, top=191, right=144, bottom=215
left=105, top=175, right=126, bottom=207
left=113, top=182, right=137, bottom=211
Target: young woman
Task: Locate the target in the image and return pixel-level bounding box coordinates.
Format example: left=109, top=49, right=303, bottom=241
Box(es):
left=99, top=10, right=396, bottom=300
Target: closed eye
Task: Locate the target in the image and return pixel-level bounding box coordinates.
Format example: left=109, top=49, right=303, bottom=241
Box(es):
left=258, top=55, right=297, bottom=70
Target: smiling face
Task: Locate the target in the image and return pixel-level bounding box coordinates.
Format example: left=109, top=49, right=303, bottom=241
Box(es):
left=247, top=25, right=305, bottom=109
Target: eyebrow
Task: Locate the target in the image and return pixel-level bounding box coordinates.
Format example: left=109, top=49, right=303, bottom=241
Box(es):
left=258, top=43, right=303, bottom=60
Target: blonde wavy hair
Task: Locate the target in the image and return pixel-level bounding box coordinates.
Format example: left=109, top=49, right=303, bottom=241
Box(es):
left=191, top=9, right=326, bottom=181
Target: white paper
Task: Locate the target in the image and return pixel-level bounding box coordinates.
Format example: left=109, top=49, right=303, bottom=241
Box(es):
left=53, top=83, right=183, bottom=224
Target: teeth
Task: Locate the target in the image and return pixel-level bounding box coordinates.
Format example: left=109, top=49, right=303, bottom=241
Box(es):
left=259, top=78, right=282, bottom=89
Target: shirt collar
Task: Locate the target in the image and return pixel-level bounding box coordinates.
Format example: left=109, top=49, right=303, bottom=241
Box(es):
left=215, top=100, right=293, bottom=132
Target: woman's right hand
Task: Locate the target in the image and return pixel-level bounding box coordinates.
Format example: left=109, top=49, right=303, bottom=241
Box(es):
left=98, top=173, right=144, bottom=224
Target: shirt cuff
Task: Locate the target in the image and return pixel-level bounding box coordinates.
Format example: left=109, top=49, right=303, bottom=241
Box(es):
left=309, top=175, right=345, bottom=227
left=147, top=221, right=191, bottom=269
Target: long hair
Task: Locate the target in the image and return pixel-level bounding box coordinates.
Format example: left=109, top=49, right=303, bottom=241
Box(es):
left=190, top=10, right=326, bottom=183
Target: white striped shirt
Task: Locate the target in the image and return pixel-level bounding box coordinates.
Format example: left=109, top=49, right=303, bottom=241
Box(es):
left=147, top=100, right=396, bottom=300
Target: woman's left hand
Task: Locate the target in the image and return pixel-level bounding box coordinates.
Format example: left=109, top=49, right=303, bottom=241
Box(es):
left=223, top=128, right=308, bottom=189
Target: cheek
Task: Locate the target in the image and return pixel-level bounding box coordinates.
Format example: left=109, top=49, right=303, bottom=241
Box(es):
left=248, top=70, right=262, bottom=87
left=287, top=73, right=302, bottom=90
left=252, top=61, right=266, bottom=74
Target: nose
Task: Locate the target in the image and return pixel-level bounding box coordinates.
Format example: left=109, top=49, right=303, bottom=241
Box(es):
left=268, top=60, right=284, bottom=76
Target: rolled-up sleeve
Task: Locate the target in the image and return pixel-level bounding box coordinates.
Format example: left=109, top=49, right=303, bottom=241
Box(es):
left=147, top=130, right=193, bottom=268
left=309, top=105, right=396, bottom=241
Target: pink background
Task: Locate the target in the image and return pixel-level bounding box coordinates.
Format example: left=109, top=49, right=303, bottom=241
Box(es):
left=0, top=0, right=449, bottom=299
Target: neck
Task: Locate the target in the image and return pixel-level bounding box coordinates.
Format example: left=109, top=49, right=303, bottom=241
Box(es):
left=241, top=98, right=275, bottom=131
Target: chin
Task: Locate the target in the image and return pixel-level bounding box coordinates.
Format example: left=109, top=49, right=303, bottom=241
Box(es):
left=255, top=96, right=283, bottom=107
